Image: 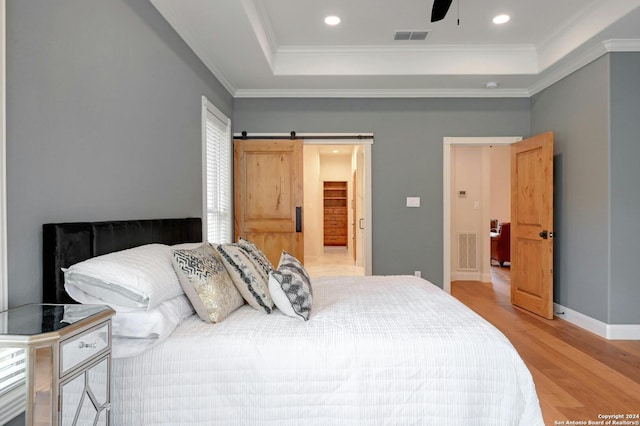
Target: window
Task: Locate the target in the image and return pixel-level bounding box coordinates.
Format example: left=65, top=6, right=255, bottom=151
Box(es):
left=202, top=97, right=233, bottom=244
left=0, top=6, right=21, bottom=423
left=0, top=347, right=26, bottom=423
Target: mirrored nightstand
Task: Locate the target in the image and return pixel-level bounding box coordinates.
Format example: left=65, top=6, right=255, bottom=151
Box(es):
left=0, top=304, right=114, bottom=425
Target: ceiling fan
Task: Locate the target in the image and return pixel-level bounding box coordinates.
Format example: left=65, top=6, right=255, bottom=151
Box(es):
left=430, top=0, right=453, bottom=22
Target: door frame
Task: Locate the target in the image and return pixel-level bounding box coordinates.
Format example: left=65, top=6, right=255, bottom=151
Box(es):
left=234, top=133, right=373, bottom=276
left=442, top=136, right=522, bottom=293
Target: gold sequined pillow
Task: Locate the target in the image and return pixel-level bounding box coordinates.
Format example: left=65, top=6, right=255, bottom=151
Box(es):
left=172, top=243, right=244, bottom=323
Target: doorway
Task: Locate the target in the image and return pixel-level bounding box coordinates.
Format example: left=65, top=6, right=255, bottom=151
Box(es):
left=303, top=142, right=369, bottom=277
left=232, top=133, right=373, bottom=276
left=442, top=137, right=522, bottom=293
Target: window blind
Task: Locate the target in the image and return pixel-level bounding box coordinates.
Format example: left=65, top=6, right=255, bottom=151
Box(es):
left=0, top=348, right=26, bottom=423
left=0, top=348, right=25, bottom=394
left=203, top=100, right=233, bottom=244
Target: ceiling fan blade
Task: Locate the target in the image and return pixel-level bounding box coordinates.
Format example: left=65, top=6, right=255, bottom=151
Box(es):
left=431, top=0, right=453, bottom=22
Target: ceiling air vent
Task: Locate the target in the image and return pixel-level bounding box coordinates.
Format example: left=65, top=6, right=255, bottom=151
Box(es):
left=394, top=30, right=430, bottom=41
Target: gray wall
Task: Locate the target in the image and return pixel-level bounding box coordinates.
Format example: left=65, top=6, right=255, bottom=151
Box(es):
left=531, top=56, right=611, bottom=322
left=7, top=0, right=636, bottom=326
left=531, top=53, right=640, bottom=326
left=609, top=53, right=640, bottom=324
left=233, top=98, right=531, bottom=285
left=6, top=0, right=233, bottom=306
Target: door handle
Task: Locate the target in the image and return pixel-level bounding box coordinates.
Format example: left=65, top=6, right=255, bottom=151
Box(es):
left=359, top=218, right=365, bottom=230
left=539, top=230, right=548, bottom=239
left=296, top=207, right=302, bottom=233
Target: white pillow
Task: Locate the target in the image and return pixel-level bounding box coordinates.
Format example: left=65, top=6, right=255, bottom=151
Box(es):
left=171, top=242, right=207, bottom=250
left=268, top=251, right=313, bottom=321
left=64, top=288, right=194, bottom=340
left=111, top=295, right=194, bottom=339
left=63, top=244, right=183, bottom=310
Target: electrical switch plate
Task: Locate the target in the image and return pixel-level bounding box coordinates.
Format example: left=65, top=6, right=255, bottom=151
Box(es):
left=406, top=197, right=421, bottom=207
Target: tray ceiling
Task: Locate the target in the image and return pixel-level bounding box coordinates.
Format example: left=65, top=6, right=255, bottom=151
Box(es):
left=150, top=0, right=640, bottom=97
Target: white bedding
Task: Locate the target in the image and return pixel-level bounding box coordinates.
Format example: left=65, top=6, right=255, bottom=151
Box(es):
left=111, top=275, right=543, bottom=425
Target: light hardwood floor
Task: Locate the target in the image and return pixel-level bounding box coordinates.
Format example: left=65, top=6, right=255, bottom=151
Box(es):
left=452, top=267, right=640, bottom=425
left=305, top=246, right=364, bottom=277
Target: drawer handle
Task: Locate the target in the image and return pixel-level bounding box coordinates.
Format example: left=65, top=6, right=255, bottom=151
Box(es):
left=78, top=341, right=97, bottom=349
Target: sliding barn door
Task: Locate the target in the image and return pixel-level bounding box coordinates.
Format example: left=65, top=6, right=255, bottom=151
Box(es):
left=510, top=132, right=554, bottom=319
left=234, top=139, right=304, bottom=266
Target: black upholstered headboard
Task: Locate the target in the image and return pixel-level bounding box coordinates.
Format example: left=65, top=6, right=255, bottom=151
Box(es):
left=42, top=218, right=202, bottom=304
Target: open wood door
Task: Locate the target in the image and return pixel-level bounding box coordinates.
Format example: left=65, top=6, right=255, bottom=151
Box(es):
left=511, top=132, right=554, bottom=319
left=234, top=139, right=304, bottom=266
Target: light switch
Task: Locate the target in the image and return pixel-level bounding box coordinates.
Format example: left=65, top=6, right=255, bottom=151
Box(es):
left=406, top=197, right=421, bottom=207
left=473, top=201, right=480, bottom=209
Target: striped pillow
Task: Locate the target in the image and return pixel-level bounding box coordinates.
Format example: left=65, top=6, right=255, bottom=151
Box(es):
left=216, top=243, right=274, bottom=314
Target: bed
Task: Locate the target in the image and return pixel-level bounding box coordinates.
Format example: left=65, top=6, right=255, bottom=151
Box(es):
left=42, top=218, right=544, bottom=425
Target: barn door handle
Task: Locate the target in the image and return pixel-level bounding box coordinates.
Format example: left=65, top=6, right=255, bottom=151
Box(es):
left=539, top=230, right=548, bottom=239
left=296, top=207, right=302, bottom=233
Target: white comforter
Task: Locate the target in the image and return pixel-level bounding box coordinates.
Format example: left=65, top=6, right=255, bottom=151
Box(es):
left=111, top=275, right=543, bottom=425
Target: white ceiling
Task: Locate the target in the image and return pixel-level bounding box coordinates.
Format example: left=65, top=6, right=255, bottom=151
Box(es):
left=150, top=0, right=640, bottom=98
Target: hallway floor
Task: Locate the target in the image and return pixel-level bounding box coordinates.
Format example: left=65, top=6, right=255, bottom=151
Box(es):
left=305, top=246, right=364, bottom=278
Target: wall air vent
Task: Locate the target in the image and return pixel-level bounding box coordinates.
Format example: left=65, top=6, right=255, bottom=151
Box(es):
left=457, top=232, right=478, bottom=270
left=394, top=30, right=430, bottom=41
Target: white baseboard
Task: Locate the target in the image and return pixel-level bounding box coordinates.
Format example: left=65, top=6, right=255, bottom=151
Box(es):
left=452, top=271, right=480, bottom=281
left=553, top=303, right=640, bottom=340
left=451, top=272, right=492, bottom=282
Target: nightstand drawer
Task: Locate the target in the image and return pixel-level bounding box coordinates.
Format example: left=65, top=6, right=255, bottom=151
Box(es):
left=61, top=322, right=109, bottom=375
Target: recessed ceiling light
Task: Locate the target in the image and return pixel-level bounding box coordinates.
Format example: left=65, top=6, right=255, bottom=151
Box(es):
left=332, top=150, right=340, bottom=154
left=493, top=14, right=510, bottom=25
left=324, top=15, right=341, bottom=26
left=485, top=81, right=499, bottom=89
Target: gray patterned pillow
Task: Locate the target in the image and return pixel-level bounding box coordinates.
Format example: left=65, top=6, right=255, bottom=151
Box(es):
left=268, top=251, right=313, bottom=321
left=216, top=243, right=274, bottom=314
left=172, top=243, right=244, bottom=323
left=237, top=238, right=274, bottom=273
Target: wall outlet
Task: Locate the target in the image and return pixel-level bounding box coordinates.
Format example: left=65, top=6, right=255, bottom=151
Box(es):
left=414, top=270, right=421, bottom=278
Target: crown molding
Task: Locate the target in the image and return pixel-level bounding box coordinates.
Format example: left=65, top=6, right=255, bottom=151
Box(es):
left=149, top=0, right=238, bottom=96
left=528, top=40, right=608, bottom=96
left=240, top=0, right=276, bottom=69
left=234, top=87, right=531, bottom=98
left=603, top=38, right=640, bottom=51
left=529, top=38, right=640, bottom=96
left=236, top=38, right=640, bottom=98
left=536, top=0, right=640, bottom=71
